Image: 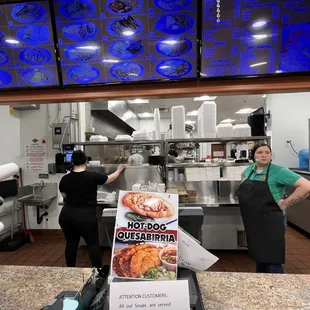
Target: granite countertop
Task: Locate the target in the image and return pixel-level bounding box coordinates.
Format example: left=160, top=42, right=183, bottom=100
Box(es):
left=0, top=266, right=92, bottom=310
left=197, top=272, right=310, bottom=309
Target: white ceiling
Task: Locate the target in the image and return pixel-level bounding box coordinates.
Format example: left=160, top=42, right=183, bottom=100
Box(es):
left=127, top=95, right=266, bottom=125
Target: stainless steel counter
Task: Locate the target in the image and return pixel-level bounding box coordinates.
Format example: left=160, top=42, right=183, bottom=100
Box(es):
left=286, top=169, right=310, bottom=233
left=290, top=168, right=310, bottom=176
left=59, top=197, right=239, bottom=208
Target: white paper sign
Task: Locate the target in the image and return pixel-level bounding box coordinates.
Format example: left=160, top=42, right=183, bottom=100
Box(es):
left=25, top=137, right=48, bottom=173
left=178, top=228, right=219, bottom=272
left=110, top=280, right=190, bottom=310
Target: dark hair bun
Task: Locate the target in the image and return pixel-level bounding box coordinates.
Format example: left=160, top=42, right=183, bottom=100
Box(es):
left=72, top=150, right=87, bottom=166
left=250, top=143, right=272, bottom=161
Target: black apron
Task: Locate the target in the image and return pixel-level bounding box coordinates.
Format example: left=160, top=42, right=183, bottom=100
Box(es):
left=237, top=164, right=285, bottom=264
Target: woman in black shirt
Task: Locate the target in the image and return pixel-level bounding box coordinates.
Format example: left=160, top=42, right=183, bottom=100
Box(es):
left=59, top=150, right=124, bottom=268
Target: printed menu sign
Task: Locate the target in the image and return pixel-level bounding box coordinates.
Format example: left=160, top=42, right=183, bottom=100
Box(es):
left=25, top=137, right=48, bottom=173
left=111, top=191, right=179, bottom=280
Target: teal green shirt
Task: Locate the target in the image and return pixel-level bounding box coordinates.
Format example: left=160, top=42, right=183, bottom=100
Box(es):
left=243, top=164, right=302, bottom=203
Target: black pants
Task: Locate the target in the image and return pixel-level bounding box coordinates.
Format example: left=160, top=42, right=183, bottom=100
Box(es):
left=256, top=263, right=283, bottom=273
left=59, top=206, right=101, bottom=268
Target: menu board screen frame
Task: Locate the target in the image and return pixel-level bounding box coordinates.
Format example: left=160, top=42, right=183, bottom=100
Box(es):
left=200, top=0, right=310, bottom=80
left=0, top=0, right=62, bottom=90
left=52, top=0, right=199, bottom=87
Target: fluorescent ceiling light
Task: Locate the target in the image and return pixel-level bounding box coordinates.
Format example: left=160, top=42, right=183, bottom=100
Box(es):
left=220, top=119, right=235, bottom=123
left=252, top=20, right=267, bottom=28
left=252, top=34, right=268, bottom=40
left=187, top=110, right=198, bottom=116
left=138, top=113, right=154, bottom=118
left=161, top=40, right=177, bottom=45
left=76, top=45, right=99, bottom=50
left=275, top=70, right=283, bottom=73
left=122, top=30, right=135, bottom=36
left=235, top=108, right=256, bottom=114
left=128, top=99, right=149, bottom=104
left=194, top=95, right=217, bottom=101
left=102, top=59, right=119, bottom=63
left=250, top=62, right=267, bottom=68
left=185, top=120, right=196, bottom=125
left=262, top=94, right=267, bottom=98
left=5, top=39, right=19, bottom=44
left=159, top=65, right=170, bottom=69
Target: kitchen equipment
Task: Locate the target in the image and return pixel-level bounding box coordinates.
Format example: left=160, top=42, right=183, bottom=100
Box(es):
left=217, top=123, right=233, bottom=138
left=154, top=108, right=161, bottom=140
left=172, top=106, right=185, bottom=139
left=233, top=124, right=251, bottom=137
left=198, top=101, right=216, bottom=138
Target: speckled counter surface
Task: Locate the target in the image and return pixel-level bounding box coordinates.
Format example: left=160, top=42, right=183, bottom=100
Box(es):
left=0, top=265, right=92, bottom=310
left=197, top=272, right=310, bottom=309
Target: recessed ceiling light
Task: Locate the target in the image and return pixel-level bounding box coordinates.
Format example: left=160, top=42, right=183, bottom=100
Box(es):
left=220, top=119, right=236, bottom=123
left=122, top=30, right=135, bottom=36
left=275, top=70, right=283, bottom=73
left=5, top=39, right=19, bottom=44
left=128, top=99, right=149, bottom=104
left=250, top=62, right=267, bottom=68
left=187, top=110, right=198, bottom=116
left=193, top=95, right=217, bottom=101
left=252, top=34, right=268, bottom=39
left=138, top=112, right=154, bottom=118
left=252, top=20, right=267, bottom=28
left=102, top=59, right=119, bottom=63
left=235, top=108, right=256, bottom=114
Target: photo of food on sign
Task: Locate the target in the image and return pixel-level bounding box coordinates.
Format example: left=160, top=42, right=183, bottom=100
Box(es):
left=113, top=243, right=177, bottom=280
left=117, top=191, right=178, bottom=227
left=111, top=191, right=179, bottom=280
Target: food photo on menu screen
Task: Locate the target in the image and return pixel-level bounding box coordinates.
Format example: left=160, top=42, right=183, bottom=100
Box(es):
left=111, top=191, right=179, bottom=281
left=52, top=0, right=197, bottom=85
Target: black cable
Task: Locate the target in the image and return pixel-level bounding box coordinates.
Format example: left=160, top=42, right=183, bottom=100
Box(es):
left=287, top=141, right=299, bottom=156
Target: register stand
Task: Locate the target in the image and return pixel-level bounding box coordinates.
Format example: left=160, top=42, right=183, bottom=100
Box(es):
left=44, top=191, right=216, bottom=309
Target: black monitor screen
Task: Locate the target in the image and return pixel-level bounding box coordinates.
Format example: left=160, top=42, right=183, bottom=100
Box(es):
left=0, top=0, right=60, bottom=89
left=53, top=0, right=198, bottom=85
left=201, top=0, right=310, bottom=78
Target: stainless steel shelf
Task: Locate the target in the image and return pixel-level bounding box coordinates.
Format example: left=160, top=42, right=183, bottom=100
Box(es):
left=166, top=162, right=250, bottom=168
left=72, top=140, right=162, bottom=146
left=60, top=198, right=238, bottom=208
left=166, top=136, right=270, bottom=143
left=180, top=197, right=239, bottom=207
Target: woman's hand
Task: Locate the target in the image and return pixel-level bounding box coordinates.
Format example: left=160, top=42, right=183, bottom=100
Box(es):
left=278, top=199, right=288, bottom=211
left=117, top=164, right=125, bottom=173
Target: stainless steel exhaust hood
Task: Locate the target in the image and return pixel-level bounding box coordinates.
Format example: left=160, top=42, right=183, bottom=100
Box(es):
left=90, top=100, right=139, bottom=137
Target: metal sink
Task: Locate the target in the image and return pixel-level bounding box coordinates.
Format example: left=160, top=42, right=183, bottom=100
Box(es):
left=18, top=182, right=58, bottom=205
left=18, top=182, right=58, bottom=225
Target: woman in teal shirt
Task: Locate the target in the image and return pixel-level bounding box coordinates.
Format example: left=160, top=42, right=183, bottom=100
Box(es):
left=238, top=144, right=310, bottom=273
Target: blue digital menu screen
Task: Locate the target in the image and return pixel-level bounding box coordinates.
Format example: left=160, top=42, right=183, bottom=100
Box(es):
left=202, top=0, right=310, bottom=77
left=0, top=1, right=59, bottom=89
left=53, top=0, right=197, bottom=85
